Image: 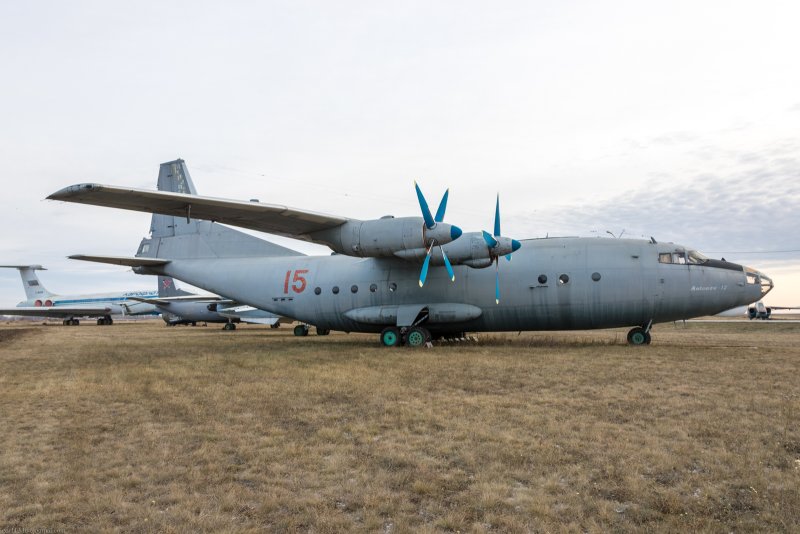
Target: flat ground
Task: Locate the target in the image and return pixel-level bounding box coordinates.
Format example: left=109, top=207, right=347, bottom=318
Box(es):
left=0, top=320, right=798, bottom=533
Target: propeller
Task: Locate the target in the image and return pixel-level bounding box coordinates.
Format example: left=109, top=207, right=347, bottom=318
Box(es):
left=482, top=195, right=522, bottom=303
left=415, top=182, right=461, bottom=287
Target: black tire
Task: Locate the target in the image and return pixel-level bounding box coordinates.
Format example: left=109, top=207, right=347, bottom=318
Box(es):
left=380, top=326, right=402, bottom=347
left=316, top=327, right=330, bottom=336
left=97, top=318, right=104, bottom=326
left=294, top=324, right=309, bottom=337
left=627, top=327, right=648, bottom=346
left=405, top=326, right=430, bottom=348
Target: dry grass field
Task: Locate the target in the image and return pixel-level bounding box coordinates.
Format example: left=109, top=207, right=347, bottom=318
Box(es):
left=1, top=319, right=799, bottom=533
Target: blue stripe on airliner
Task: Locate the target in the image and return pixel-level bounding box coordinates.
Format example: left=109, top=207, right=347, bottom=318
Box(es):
left=52, top=294, right=157, bottom=306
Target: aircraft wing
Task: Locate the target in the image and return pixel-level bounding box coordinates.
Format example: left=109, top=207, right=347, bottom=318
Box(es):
left=0, top=306, right=112, bottom=318
left=218, top=305, right=291, bottom=325
left=48, top=184, right=350, bottom=242
left=128, top=295, right=232, bottom=305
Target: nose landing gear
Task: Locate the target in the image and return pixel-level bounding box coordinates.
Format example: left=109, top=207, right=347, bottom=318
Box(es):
left=627, top=320, right=653, bottom=345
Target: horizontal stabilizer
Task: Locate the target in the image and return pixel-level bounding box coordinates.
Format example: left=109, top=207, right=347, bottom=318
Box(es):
left=69, top=255, right=170, bottom=267
left=49, top=183, right=348, bottom=241
left=0, top=265, right=46, bottom=270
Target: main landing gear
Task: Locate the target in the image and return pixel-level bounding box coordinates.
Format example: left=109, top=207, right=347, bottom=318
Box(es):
left=223, top=322, right=236, bottom=331
left=627, top=321, right=653, bottom=345
left=96, top=316, right=113, bottom=326
left=62, top=318, right=80, bottom=326
left=380, top=326, right=432, bottom=348
left=293, top=324, right=331, bottom=336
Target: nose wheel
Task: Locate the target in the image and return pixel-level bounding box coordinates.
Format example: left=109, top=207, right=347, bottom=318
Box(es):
left=627, top=327, right=651, bottom=345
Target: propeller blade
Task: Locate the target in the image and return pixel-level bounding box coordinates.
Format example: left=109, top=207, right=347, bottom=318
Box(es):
left=494, top=194, right=501, bottom=237
left=434, top=189, right=449, bottom=223
left=414, top=181, right=435, bottom=229
left=506, top=239, right=521, bottom=261
left=419, top=249, right=432, bottom=287
left=441, top=247, right=455, bottom=281
left=495, top=261, right=500, bottom=304
left=482, top=230, right=498, bottom=249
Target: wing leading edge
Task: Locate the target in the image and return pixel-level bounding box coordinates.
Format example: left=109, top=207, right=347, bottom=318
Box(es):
left=47, top=184, right=349, bottom=243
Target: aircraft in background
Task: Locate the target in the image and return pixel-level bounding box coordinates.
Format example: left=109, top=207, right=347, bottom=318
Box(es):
left=717, top=301, right=800, bottom=320
left=49, top=159, right=774, bottom=345
left=0, top=265, right=158, bottom=325
left=131, top=275, right=290, bottom=330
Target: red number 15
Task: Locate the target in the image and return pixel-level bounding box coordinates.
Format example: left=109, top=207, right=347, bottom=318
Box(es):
left=283, top=269, right=309, bottom=294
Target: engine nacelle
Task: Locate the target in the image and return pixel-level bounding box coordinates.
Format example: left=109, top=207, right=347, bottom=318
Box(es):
left=309, top=217, right=462, bottom=258
left=393, top=231, right=495, bottom=269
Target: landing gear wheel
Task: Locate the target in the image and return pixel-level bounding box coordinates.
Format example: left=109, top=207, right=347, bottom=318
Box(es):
left=294, top=324, right=310, bottom=337
left=316, top=327, right=330, bottom=336
left=627, top=327, right=651, bottom=346
left=405, top=326, right=430, bottom=348
left=69, top=319, right=80, bottom=326
left=270, top=323, right=281, bottom=329
left=223, top=323, right=236, bottom=331
left=97, top=318, right=104, bottom=326
left=380, top=326, right=402, bottom=347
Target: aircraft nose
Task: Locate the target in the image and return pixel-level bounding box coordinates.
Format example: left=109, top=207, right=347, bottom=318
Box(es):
left=746, top=266, right=774, bottom=298
left=758, top=272, right=774, bottom=297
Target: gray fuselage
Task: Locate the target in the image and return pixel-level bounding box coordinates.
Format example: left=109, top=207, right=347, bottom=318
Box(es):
left=138, top=237, right=769, bottom=334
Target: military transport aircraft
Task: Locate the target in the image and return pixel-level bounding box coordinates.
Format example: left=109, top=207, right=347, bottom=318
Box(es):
left=47, top=159, right=774, bottom=345
left=0, top=265, right=157, bottom=325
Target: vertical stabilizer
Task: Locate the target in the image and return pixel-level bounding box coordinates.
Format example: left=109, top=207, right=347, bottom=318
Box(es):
left=158, top=276, right=193, bottom=298
left=138, top=159, right=303, bottom=260
left=0, top=265, right=54, bottom=302
left=150, top=159, right=199, bottom=238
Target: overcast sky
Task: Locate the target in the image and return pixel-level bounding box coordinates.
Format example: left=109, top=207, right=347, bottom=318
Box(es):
left=1, top=1, right=798, bottom=307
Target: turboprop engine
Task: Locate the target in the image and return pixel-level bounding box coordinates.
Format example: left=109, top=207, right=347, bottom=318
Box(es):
left=308, top=183, right=463, bottom=281
left=309, top=215, right=462, bottom=258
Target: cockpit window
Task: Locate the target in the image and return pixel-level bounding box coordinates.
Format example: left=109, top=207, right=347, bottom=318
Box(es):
left=659, top=251, right=687, bottom=264
left=687, top=250, right=708, bottom=264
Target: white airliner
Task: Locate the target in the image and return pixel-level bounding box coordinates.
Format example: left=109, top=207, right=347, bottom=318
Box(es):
left=0, top=265, right=158, bottom=325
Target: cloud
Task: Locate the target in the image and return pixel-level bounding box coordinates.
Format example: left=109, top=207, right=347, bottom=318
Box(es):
left=513, top=153, right=800, bottom=261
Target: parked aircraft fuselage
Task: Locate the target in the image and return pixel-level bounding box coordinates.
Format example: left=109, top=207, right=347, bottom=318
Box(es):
left=134, top=237, right=770, bottom=334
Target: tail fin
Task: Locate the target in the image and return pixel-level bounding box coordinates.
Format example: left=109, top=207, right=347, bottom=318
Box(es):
left=150, top=159, right=199, bottom=238
left=137, top=159, right=302, bottom=260
left=158, top=276, right=193, bottom=298
left=0, top=265, right=54, bottom=301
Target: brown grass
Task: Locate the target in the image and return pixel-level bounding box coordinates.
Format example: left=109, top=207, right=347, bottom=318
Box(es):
left=1, top=320, right=799, bottom=532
